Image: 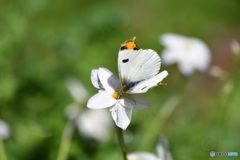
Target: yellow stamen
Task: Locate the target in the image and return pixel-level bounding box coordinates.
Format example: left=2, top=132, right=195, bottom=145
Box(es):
left=112, top=92, right=119, bottom=99
left=184, top=41, right=192, bottom=51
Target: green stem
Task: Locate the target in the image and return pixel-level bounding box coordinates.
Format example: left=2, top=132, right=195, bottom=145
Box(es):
left=220, top=56, right=240, bottom=125
left=56, top=121, right=74, bottom=160
left=0, top=138, right=7, bottom=160
left=115, top=125, right=127, bottom=160
left=139, top=95, right=179, bottom=149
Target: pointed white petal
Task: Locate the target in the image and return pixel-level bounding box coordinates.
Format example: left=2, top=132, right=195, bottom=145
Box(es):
left=98, top=67, right=121, bottom=93
left=131, top=94, right=150, bottom=109
left=120, top=95, right=150, bottom=109
left=66, top=77, right=89, bottom=103
left=91, top=69, right=102, bottom=89
left=111, top=102, right=132, bottom=130
left=157, top=134, right=173, bottom=160
left=76, top=109, right=112, bottom=142
left=119, top=97, right=135, bottom=109
left=87, top=91, right=116, bottom=109
left=127, top=152, right=159, bottom=160
left=0, top=120, right=11, bottom=139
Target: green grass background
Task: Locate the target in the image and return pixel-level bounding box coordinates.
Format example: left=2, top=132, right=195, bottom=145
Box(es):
left=0, top=0, right=240, bottom=159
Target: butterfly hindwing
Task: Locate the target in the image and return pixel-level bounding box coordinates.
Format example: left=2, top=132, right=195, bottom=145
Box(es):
left=128, top=71, right=168, bottom=94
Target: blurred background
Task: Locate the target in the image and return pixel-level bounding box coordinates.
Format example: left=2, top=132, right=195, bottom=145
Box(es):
left=0, top=0, right=240, bottom=159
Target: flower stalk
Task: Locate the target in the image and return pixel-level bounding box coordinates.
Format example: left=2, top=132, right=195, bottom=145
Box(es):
left=115, top=125, right=127, bottom=160
left=56, top=121, right=75, bottom=160
left=0, top=138, right=7, bottom=160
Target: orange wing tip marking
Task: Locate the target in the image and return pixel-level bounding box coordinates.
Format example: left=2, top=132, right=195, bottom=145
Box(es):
left=124, top=41, right=138, bottom=49
left=120, top=37, right=140, bottom=50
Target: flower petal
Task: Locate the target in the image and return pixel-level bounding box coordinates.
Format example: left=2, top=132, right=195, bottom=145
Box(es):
left=161, top=49, right=177, bottom=65
left=98, top=67, right=121, bottom=94
left=111, top=102, right=132, bottom=130
left=87, top=91, right=116, bottom=109
left=191, top=39, right=211, bottom=72
left=91, top=69, right=102, bottom=89
left=65, top=103, right=80, bottom=120
left=157, top=135, right=173, bottom=160
left=127, top=152, right=159, bottom=160
left=178, top=63, right=195, bottom=76
left=160, top=33, right=187, bottom=49
left=0, top=119, right=11, bottom=139
left=76, top=109, right=112, bottom=142
left=119, top=98, right=135, bottom=109
left=131, top=94, right=150, bottom=109
left=66, top=77, right=89, bottom=103
left=120, top=95, right=150, bottom=109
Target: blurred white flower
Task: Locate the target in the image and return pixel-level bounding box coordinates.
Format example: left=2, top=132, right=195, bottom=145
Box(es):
left=87, top=68, right=156, bottom=130
left=0, top=119, right=10, bottom=139
left=160, top=33, right=211, bottom=76
left=127, top=135, right=173, bottom=160
left=65, top=103, right=81, bottom=121
left=230, top=40, right=240, bottom=56
left=76, top=109, right=112, bottom=142
left=66, top=77, right=89, bottom=104
left=65, top=78, right=112, bottom=142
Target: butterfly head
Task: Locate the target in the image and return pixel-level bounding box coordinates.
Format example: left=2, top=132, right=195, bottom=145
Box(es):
left=120, top=37, right=140, bottom=51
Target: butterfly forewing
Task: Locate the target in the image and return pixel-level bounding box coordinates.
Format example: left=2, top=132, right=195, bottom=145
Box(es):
left=118, top=49, right=161, bottom=86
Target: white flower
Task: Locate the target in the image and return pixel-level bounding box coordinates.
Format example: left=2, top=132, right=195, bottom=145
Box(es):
left=160, top=33, right=211, bottom=76
left=65, top=104, right=112, bottom=142
left=65, top=78, right=112, bottom=142
left=0, top=119, right=10, bottom=139
left=65, top=103, right=81, bottom=121
left=76, top=109, right=112, bottom=142
left=88, top=68, right=158, bottom=130
left=127, top=135, right=173, bottom=160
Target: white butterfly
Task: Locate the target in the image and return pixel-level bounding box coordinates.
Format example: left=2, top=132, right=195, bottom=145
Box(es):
left=116, top=37, right=168, bottom=96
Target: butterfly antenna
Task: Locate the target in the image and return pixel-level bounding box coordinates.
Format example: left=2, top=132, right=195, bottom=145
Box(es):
left=159, top=82, right=167, bottom=86
left=152, top=82, right=167, bottom=88
left=132, top=37, right=136, bottom=42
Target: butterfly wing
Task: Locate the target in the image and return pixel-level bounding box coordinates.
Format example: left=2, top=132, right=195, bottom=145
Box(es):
left=128, top=70, right=168, bottom=94
left=118, top=49, right=161, bottom=85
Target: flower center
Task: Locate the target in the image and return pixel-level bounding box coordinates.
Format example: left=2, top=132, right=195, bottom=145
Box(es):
left=183, top=41, right=192, bottom=52
left=112, top=90, right=124, bottom=100
left=112, top=92, right=118, bottom=99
